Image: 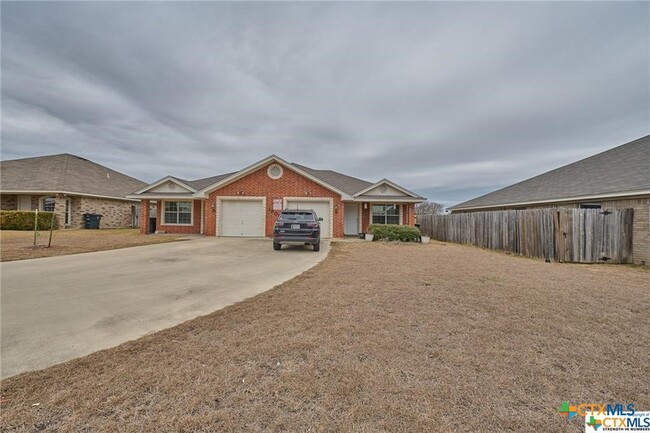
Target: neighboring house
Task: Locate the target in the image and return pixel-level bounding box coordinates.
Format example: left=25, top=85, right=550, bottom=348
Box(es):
left=449, top=135, right=650, bottom=264
left=129, top=155, right=426, bottom=238
left=0, top=154, right=147, bottom=229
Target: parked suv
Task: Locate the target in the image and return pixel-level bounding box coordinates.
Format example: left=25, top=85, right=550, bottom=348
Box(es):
left=273, top=209, right=322, bottom=251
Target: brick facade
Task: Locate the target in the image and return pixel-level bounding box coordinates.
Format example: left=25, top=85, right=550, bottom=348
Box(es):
left=204, top=163, right=345, bottom=237
left=155, top=199, right=202, bottom=234
left=1, top=193, right=137, bottom=229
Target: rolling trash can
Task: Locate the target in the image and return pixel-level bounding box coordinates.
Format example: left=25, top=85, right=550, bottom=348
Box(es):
left=83, top=213, right=102, bottom=229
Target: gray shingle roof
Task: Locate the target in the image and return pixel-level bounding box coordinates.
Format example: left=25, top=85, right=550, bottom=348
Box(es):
left=0, top=153, right=147, bottom=199
left=183, top=172, right=237, bottom=191
left=450, top=135, right=650, bottom=210
left=290, top=163, right=373, bottom=195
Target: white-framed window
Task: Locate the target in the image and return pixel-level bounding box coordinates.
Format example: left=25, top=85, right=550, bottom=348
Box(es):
left=163, top=201, right=193, bottom=225
left=372, top=204, right=400, bottom=225
left=40, top=196, right=56, bottom=212
left=267, top=163, right=283, bottom=180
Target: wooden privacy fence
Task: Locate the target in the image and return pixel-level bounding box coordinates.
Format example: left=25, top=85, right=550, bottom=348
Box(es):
left=417, top=208, right=634, bottom=263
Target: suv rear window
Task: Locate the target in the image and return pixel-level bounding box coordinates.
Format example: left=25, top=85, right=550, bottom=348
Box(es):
left=279, top=212, right=316, bottom=221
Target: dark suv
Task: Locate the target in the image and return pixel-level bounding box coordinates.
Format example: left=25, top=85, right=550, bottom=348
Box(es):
left=273, top=209, right=322, bottom=251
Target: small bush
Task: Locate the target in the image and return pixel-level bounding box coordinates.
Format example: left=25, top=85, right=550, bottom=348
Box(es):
left=368, top=224, right=420, bottom=242
left=0, top=211, right=58, bottom=230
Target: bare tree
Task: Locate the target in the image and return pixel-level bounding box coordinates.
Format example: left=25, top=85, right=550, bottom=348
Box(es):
left=416, top=201, right=444, bottom=216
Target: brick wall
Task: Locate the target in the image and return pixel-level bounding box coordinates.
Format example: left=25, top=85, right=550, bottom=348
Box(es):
left=205, top=163, right=345, bottom=237
left=140, top=199, right=151, bottom=234
left=78, top=197, right=136, bottom=229
left=156, top=199, right=202, bottom=234
left=1, top=194, right=17, bottom=210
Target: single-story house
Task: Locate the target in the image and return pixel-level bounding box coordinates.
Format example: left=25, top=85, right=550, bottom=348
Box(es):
left=449, top=135, right=650, bottom=264
left=129, top=155, right=426, bottom=238
left=0, top=153, right=147, bottom=229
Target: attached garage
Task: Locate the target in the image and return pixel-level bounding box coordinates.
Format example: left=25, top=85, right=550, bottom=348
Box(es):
left=220, top=199, right=265, bottom=237
left=285, top=199, right=332, bottom=238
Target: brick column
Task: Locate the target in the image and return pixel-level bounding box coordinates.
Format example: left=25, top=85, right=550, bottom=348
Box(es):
left=54, top=194, right=67, bottom=228
left=139, top=200, right=150, bottom=234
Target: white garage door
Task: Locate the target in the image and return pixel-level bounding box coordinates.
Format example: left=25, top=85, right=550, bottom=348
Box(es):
left=285, top=200, right=331, bottom=238
left=220, top=200, right=265, bottom=237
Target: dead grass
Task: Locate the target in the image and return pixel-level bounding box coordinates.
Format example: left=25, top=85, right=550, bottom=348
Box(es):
left=0, top=229, right=181, bottom=262
left=1, top=241, right=648, bottom=432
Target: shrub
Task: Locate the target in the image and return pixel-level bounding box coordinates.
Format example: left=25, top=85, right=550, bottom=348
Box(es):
left=0, top=211, right=58, bottom=230
left=368, top=224, right=420, bottom=242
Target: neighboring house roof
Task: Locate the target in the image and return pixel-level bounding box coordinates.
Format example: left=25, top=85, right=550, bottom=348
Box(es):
left=450, top=135, right=650, bottom=211
left=0, top=153, right=147, bottom=200
left=130, top=155, right=425, bottom=202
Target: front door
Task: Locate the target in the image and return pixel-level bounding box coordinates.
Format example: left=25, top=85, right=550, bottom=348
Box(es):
left=344, top=203, right=359, bottom=235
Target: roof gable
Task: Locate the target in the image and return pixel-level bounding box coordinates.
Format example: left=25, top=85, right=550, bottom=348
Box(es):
left=450, top=135, right=650, bottom=210
left=354, top=179, right=423, bottom=199
left=194, top=155, right=353, bottom=198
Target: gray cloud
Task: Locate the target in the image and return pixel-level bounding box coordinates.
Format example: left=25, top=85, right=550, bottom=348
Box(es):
left=2, top=2, right=648, bottom=207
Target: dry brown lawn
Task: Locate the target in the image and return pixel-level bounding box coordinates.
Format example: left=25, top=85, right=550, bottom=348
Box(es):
left=0, top=229, right=181, bottom=262
left=1, top=241, right=648, bottom=432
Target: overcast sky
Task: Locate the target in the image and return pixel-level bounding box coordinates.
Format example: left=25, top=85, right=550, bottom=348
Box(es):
left=2, top=2, right=648, bottom=207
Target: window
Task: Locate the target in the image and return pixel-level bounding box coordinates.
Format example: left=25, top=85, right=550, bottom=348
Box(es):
left=372, top=204, right=400, bottom=225
left=267, top=164, right=283, bottom=179
left=40, top=196, right=56, bottom=212
left=64, top=198, right=70, bottom=225
left=164, top=201, right=192, bottom=225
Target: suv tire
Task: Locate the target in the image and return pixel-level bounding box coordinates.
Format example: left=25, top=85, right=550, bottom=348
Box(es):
left=313, top=242, right=320, bottom=252
left=273, top=242, right=281, bottom=251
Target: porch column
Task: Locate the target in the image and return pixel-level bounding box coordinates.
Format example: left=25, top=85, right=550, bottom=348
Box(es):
left=139, top=200, right=150, bottom=234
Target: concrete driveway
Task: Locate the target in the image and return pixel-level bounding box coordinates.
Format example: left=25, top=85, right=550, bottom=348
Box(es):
left=0, top=237, right=330, bottom=378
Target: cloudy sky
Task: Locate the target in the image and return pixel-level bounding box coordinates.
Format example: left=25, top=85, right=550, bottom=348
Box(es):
left=2, top=2, right=648, bottom=207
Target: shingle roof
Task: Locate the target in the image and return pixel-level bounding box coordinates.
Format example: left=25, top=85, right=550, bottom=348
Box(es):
left=183, top=172, right=237, bottom=191
left=290, top=163, right=373, bottom=195
left=0, top=153, right=147, bottom=199
left=450, top=135, right=650, bottom=210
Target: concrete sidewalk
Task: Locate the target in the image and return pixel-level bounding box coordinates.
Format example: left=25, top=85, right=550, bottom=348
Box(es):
left=0, top=237, right=329, bottom=378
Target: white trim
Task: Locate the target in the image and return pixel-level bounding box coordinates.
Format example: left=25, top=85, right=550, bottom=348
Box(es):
left=126, top=194, right=194, bottom=200
left=133, top=176, right=197, bottom=194
left=399, top=204, right=403, bottom=225
left=358, top=203, right=363, bottom=233
left=216, top=196, right=266, bottom=237
left=194, top=155, right=353, bottom=200
left=283, top=196, right=335, bottom=238
left=353, top=179, right=422, bottom=199
left=2, top=190, right=140, bottom=202
left=449, top=190, right=650, bottom=212
left=160, top=199, right=194, bottom=226
left=267, top=163, right=283, bottom=180
left=200, top=200, right=205, bottom=234
left=350, top=197, right=424, bottom=203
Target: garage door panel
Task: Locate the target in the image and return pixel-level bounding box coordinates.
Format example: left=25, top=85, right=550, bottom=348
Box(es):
left=285, top=200, right=331, bottom=238
left=220, top=200, right=264, bottom=237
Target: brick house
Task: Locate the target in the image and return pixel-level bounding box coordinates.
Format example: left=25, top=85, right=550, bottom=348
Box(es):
left=130, top=155, right=426, bottom=238
left=449, top=135, right=650, bottom=265
left=0, top=154, right=146, bottom=229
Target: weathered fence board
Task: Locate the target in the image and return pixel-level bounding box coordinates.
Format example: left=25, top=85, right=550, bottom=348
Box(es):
left=418, top=208, right=634, bottom=264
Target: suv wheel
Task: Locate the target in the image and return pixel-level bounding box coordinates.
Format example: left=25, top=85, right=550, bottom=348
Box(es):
left=313, top=242, right=320, bottom=252
left=273, top=242, right=281, bottom=251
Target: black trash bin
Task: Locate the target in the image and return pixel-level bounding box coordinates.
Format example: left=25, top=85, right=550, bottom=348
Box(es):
left=149, top=217, right=157, bottom=234
left=83, top=213, right=102, bottom=229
